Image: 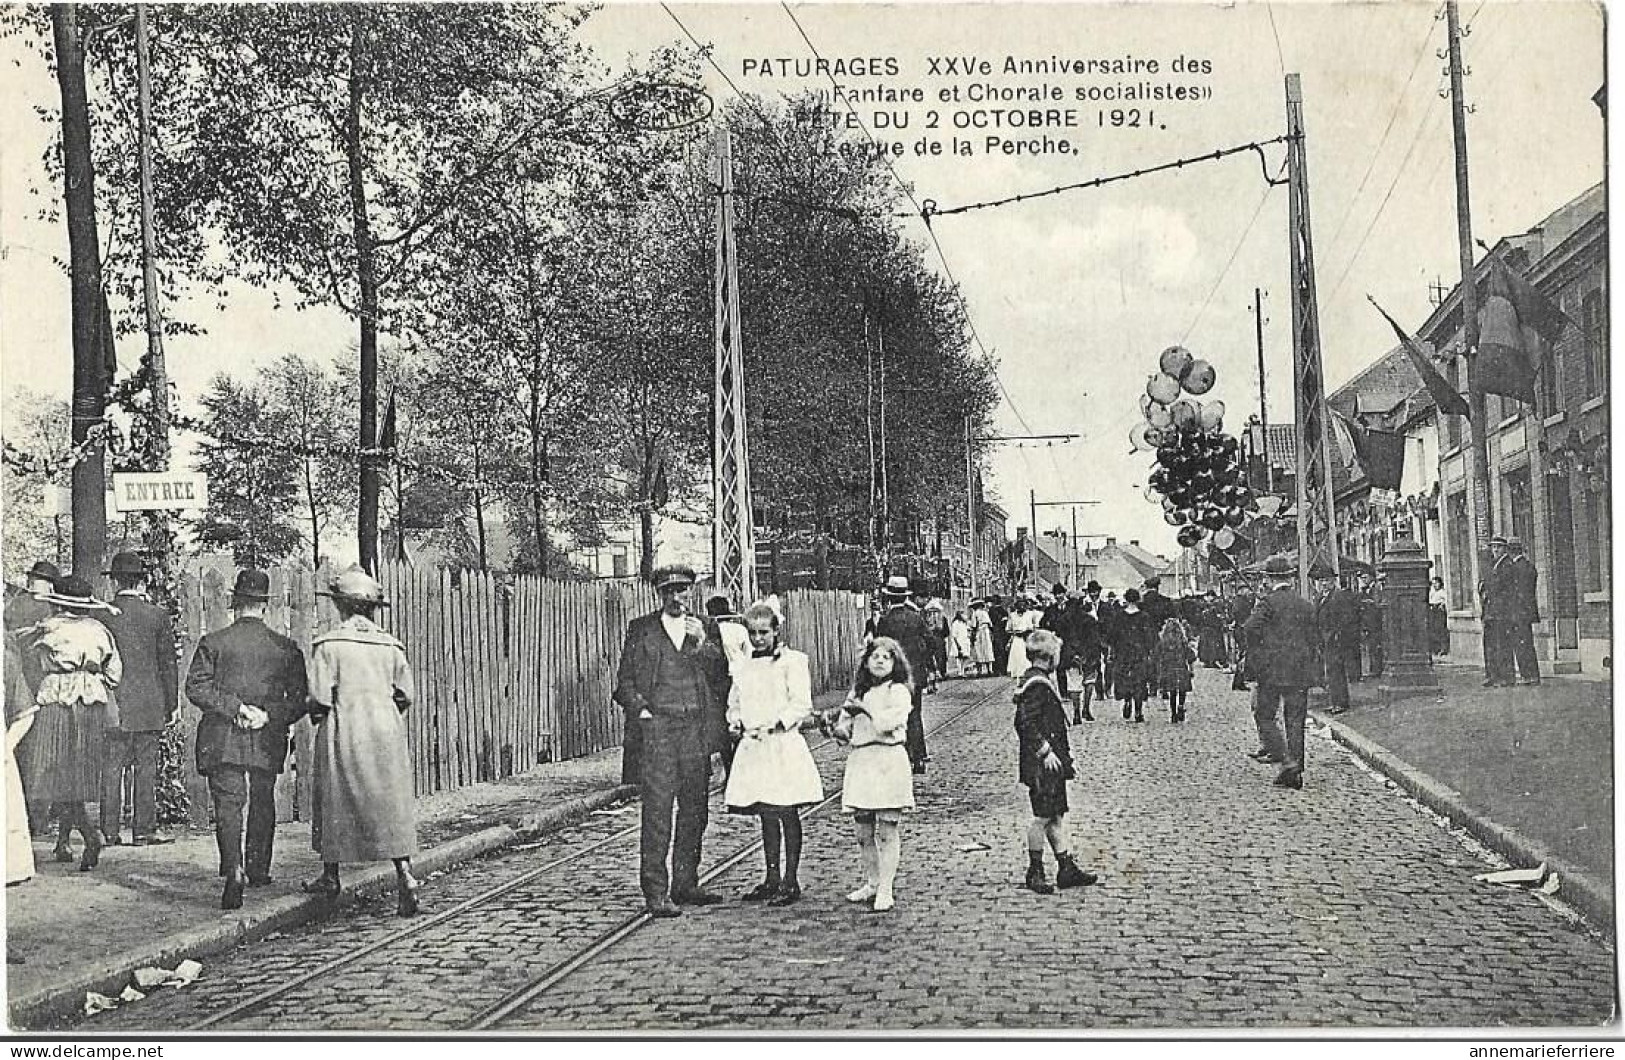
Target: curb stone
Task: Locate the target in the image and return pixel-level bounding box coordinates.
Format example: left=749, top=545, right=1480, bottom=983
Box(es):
left=1315, top=710, right=1613, bottom=934
left=10, top=784, right=636, bottom=1031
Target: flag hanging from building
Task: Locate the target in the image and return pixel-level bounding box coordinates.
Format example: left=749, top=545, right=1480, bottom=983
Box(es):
left=1476, top=256, right=1567, bottom=404
left=1331, top=408, right=1405, bottom=491
left=1367, top=295, right=1471, bottom=418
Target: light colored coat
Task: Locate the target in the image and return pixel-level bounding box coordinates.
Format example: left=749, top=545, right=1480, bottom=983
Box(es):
left=308, top=616, right=417, bottom=862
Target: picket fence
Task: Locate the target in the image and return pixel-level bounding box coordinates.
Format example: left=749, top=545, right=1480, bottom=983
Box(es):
left=169, top=560, right=867, bottom=824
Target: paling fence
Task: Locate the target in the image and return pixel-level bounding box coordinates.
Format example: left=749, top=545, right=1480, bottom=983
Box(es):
left=170, top=560, right=867, bottom=824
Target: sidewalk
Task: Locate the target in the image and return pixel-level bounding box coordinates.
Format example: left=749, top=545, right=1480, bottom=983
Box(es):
left=5, top=686, right=856, bottom=1029
left=1313, top=660, right=1613, bottom=926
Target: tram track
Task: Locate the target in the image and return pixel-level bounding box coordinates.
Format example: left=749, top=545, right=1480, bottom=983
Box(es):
left=175, top=679, right=1007, bottom=1032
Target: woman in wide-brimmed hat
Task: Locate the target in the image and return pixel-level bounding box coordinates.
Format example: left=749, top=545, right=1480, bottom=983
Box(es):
left=28, top=575, right=121, bottom=870
left=303, top=569, right=422, bottom=915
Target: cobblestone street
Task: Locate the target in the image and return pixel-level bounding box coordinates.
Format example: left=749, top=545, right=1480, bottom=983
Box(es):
left=81, top=672, right=1615, bottom=1033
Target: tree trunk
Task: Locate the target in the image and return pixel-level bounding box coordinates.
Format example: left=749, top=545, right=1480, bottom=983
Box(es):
left=347, top=16, right=380, bottom=574
left=638, top=437, right=657, bottom=580
left=470, top=427, right=489, bottom=572
left=305, top=458, right=321, bottom=568
left=52, top=5, right=109, bottom=577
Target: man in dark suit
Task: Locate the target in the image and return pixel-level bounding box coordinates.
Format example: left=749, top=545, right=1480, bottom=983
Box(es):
left=185, top=569, right=309, bottom=909
left=99, top=552, right=179, bottom=846
left=612, top=563, right=732, bottom=917
left=875, top=575, right=932, bottom=774
left=1139, top=577, right=1176, bottom=695
left=1314, top=573, right=1361, bottom=715
left=1358, top=574, right=1386, bottom=678
left=1243, top=556, right=1322, bottom=790
left=1507, top=538, right=1541, bottom=685
left=1479, top=536, right=1517, bottom=687
left=1061, top=590, right=1100, bottom=723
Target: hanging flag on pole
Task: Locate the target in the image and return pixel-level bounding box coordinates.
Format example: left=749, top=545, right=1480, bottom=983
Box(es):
left=1366, top=295, right=1472, bottom=418
left=1476, top=256, right=1567, bottom=404
left=1331, top=408, right=1406, bottom=491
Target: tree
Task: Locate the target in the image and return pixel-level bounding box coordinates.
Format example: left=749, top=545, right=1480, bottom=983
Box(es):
left=261, top=354, right=352, bottom=568
left=191, top=375, right=302, bottom=567
left=1, top=390, right=73, bottom=576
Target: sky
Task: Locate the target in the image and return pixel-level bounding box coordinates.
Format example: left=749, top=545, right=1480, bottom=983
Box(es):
left=0, top=1, right=1608, bottom=565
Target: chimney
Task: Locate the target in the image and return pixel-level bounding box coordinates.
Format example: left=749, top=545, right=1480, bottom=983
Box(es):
left=1129, top=539, right=1140, bottom=547
left=1105, top=536, right=1116, bottom=547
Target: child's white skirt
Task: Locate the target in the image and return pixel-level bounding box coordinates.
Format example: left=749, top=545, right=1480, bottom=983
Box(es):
left=726, top=729, right=824, bottom=811
left=841, top=744, right=915, bottom=812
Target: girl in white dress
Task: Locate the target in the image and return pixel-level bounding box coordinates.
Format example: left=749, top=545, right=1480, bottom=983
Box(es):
left=724, top=603, right=824, bottom=906
left=1006, top=599, right=1035, bottom=675
left=831, top=636, right=915, bottom=912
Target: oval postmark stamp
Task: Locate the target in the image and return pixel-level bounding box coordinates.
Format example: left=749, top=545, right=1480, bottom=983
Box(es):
left=609, top=79, right=716, bottom=132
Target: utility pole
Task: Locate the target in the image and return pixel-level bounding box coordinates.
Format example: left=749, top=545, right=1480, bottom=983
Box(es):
left=866, top=309, right=878, bottom=564
left=134, top=4, right=175, bottom=597
left=712, top=129, right=757, bottom=606
left=1029, top=489, right=1038, bottom=590
left=1253, top=287, right=1274, bottom=493
left=877, top=316, right=890, bottom=562
left=1446, top=0, right=1491, bottom=596
left=1032, top=495, right=1100, bottom=590
left=963, top=415, right=977, bottom=599
left=1284, top=73, right=1339, bottom=596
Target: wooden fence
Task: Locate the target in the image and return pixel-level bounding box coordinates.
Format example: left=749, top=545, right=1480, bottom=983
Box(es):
left=168, top=560, right=866, bottom=825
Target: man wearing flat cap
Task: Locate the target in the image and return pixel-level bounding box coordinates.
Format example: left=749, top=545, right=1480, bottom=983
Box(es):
left=185, top=569, right=309, bottom=909
left=1242, top=555, right=1321, bottom=790
left=613, top=563, right=732, bottom=916
left=99, top=552, right=179, bottom=846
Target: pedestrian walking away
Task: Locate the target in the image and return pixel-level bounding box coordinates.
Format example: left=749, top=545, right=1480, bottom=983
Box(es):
left=1112, top=589, right=1156, bottom=723
left=725, top=602, right=823, bottom=907
left=303, top=569, right=422, bottom=917
left=1154, top=616, right=1195, bottom=723
left=1062, top=589, right=1101, bottom=724
left=1243, top=555, right=1323, bottom=790
left=1012, top=629, right=1099, bottom=895
left=98, top=552, right=179, bottom=847
left=28, top=575, right=121, bottom=872
left=873, top=576, right=932, bottom=774
left=830, top=636, right=915, bottom=913
left=613, top=563, right=733, bottom=917
left=4, top=560, right=58, bottom=836
left=185, top=569, right=309, bottom=910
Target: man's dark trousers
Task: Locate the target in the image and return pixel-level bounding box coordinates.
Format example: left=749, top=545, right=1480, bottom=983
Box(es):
left=1254, top=685, right=1309, bottom=768
left=208, top=769, right=277, bottom=880
left=905, top=693, right=926, bottom=768
left=1321, top=640, right=1351, bottom=709
left=1482, top=620, right=1516, bottom=684
left=639, top=714, right=709, bottom=903
left=101, top=730, right=161, bottom=838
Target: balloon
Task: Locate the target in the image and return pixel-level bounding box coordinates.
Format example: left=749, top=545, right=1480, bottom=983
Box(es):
left=1182, top=359, right=1216, bottom=395
left=1177, top=524, right=1207, bottom=547
left=1159, top=345, right=1194, bottom=380
left=1256, top=495, right=1284, bottom=517
left=1170, top=400, right=1199, bottom=430
left=1234, top=486, right=1256, bottom=508
left=1146, top=373, right=1181, bottom=404
left=1139, top=393, right=1154, bottom=418
left=1144, top=426, right=1169, bottom=447
left=1161, top=497, right=1178, bottom=512
left=1129, top=423, right=1152, bottom=452
left=1164, top=509, right=1185, bottom=527
left=1199, top=400, right=1226, bottom=431
left=1214, top=527, right=1237, bottom=550
left=1147, top=404, right=1173, bottom=429
left=1201, top=508, right=1227, bottom=531
left=1223, top=506, right=1247, bottom=527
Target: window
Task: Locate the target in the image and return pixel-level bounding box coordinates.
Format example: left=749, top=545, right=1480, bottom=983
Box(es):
left=1539, top=332, right=1562, bottom=414
left=1579, top=482, right=1606, bottom=593
left=1444, top=359, right=1464, bottom=449
left=1446, top=489, right=1471, bottom=610
left=1582, top=289, right=1606, bottom=398
left=1503, top=469, right=1532, bottom=555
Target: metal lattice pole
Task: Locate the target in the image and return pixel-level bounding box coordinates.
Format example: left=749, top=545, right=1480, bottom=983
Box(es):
left=1285, top=74, right=1340, bottom=595
left=712, top=130, right=757, bottom=607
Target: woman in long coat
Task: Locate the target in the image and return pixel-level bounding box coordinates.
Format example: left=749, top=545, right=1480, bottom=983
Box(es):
left=303, top=569, right=422, bottom=916
left=6, top=633, right=38, bottom=884
left=1112, top=589, right=1157, bottom=723
left=28, top=576, right=121, bottom=870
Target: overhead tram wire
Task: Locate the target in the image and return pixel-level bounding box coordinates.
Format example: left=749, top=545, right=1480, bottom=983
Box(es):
left=1179, top=162, right=1284, bottom=347
left=1320, top=10, right=1441, bottom=260
left=777, top=0, right=1059, bottom=489
left=1264, top=3, right=1288, bottom=80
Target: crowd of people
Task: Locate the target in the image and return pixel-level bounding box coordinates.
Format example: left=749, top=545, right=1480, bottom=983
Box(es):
left=3, top=556, right=424, bottom=917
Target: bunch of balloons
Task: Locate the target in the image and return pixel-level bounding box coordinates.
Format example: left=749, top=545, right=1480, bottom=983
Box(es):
left=1132, top=345, right=1257, bottom=549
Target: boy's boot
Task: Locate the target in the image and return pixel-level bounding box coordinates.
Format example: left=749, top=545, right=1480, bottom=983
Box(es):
left=1070, top=692, right=1082, bottom=725
left=1055, top=852, right=1099, bottom=889
left=1024, top=851, right=1054, bottom=894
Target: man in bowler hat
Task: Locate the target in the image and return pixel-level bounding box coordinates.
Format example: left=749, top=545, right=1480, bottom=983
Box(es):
left=1243, top=555, right=1322, bottom=790
left=185, top=570, right=309, bottom=909
left=99, top=552, right=179, bottom=845
left=612, top=563, right=732, bottom=916
left=1478, top=536, right=1518, bottom=687
left=1506, top=538, right=1541, bottom=684
left=1314, top=572, right=1360, bottom=716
